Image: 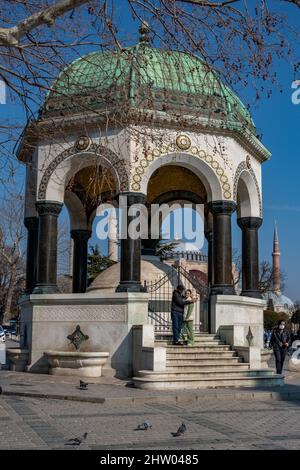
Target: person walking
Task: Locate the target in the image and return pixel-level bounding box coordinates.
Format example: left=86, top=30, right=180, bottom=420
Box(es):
left=170, top=285, right=194, bottom=345
left=270, top=320, right=290, bottom=374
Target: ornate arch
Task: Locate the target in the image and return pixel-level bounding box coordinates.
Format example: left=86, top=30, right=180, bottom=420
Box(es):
left=131, top=138, right=232, bottom=201
left=38, top=142, right=130, bottom=200
left=233, top=160, right=262, bottom=217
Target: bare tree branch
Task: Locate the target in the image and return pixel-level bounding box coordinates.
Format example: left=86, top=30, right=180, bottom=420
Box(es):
left=283, top=0, right=300, bottom=8
left=0, top=0, right=89, bottom=46
left=177, top=0, right=240, bottom=6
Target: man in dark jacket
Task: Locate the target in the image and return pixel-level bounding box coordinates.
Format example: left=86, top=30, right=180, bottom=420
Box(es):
left=270, top=320, right=290, bottom=374
left=171, top=285, right=193, bottom=345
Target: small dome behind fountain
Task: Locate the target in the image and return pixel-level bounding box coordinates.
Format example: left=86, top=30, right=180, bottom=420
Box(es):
left=87, top=257, right=178, bottom=293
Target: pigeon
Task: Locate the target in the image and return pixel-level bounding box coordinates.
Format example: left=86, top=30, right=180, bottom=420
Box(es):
left=65, top=432, right=88, bottom=446
left=79, top=380, right=88, bottom=390
left=172, top=423, right=186, bottom=437
left=137, top=421, right=152, bottom=430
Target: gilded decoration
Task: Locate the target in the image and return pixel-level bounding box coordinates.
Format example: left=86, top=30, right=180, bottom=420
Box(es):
left=131, top=141, right=232, bottom=199
left=75, top=135, right=91, bottom=152
left=176, top=134, right=191, bottom=151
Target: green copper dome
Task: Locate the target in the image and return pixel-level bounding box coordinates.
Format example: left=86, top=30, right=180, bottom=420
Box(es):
left=43, top=43, right=255, bottom=133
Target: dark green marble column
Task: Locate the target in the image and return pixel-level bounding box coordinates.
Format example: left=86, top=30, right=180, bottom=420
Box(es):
left=237, top=217, right=262, bottom=299
left=33, top=201, right=63, bottom=294
left=209, top=200, right=236, bottom=295
left=24, top=217, right=39, bottom=294
left=204, top=210, right=214, bottom=289
left=116, top=192, right=146, bottom=292
left=71, top=229, right=91, bottom=293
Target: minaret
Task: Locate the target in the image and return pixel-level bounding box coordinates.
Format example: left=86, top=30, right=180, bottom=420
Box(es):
left=108, top=208, right=118, bottom=262
left=272, top=221, right=281, bottom=294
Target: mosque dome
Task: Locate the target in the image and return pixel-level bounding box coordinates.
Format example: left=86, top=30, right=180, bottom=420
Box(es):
left=263, top=291, right=294, bottom=311
left=42, top=28, right=255, bottom=134
left=172, top=241, right=202, bottom=252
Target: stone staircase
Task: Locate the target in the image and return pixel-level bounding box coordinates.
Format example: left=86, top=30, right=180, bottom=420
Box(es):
left=133, top=333, right=284, bottom=390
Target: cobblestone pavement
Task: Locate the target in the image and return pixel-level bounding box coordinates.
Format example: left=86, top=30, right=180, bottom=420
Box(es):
left=1, top=394, right=300, bottom=450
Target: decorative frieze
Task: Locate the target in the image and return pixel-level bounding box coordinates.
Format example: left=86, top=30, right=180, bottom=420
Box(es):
left=131, top=136, right=232, bottom=200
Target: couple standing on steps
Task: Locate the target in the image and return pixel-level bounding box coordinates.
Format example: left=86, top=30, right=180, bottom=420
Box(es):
left=171, top=284, right=198, bottom=346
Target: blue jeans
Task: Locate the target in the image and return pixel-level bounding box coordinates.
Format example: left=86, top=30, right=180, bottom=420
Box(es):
left=171, top=310, right=183, bottom=343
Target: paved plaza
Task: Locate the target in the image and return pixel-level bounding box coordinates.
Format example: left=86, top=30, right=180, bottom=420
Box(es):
left=1, top=353, right=300, bottom=450
left=1, top=392, right=300, bottom=450
left=1, top=341, right=300, bottom=450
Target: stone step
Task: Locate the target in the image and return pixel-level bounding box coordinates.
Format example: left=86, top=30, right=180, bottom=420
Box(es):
left=155, top=335, right=218, bottom=340
left=136, top=368, right=272, bottom=379
left=132, top=373, right=284, bottom=390
left=156, top=333, right=220, bottom=337
left=166, top=351, right=238, bottom=360
left=166, top=357, right=244, bottom=367
left=166, top=345, right=232, bottom=352
left=166, top=363, right=250, bottom=372
left=155, top=340, right=226, bottom=346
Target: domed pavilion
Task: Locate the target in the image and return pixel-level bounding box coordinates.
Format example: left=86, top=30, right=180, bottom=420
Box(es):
left=15, top=24, right=281, bottom=387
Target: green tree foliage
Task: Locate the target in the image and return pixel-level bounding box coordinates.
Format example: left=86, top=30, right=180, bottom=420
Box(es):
left=87, top=245, right=116, bottom=285
left=155, top=240, right=179, bottom=259
left=264, top=310, right=290, bottom=330
left=291, top=309, right=300, bottom=325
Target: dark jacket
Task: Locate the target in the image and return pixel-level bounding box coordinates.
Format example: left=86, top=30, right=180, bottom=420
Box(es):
left=171, top=290, right=191, bottom=314
left=270, top=328, right=290, bottom=349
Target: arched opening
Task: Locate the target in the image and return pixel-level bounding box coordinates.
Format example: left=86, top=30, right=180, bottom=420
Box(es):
left=236, top=170, right=261, bottom=219
left=234, top=170, right=263, bottom=299
left=140, top=152, right=222, bottom=202
left=141, top=163, right=210, bottom=332
left=40, top=146, right=125, bottom=203
left=62, top=164, right=118, bottom=293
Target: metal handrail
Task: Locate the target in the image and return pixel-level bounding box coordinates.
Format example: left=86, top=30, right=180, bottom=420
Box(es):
left=148, top=311, right=172, bottom=327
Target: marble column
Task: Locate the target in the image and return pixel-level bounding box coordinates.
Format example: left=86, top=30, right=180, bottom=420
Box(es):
left=208, top=200, right=236, bottom=295
left=70, top=229, right=92, bottom=293
left=33, top=201, right=63, bottom=294
left=24, top=217, right=39, bottom=294
left=204, top=210, right=214, bottom=289
left=116, top=192, right=146, bottom=292
left=237, top=217, right=262, bottom=299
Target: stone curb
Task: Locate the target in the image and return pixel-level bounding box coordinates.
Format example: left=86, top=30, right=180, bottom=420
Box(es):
left=3, top=388, right=300, bottom=405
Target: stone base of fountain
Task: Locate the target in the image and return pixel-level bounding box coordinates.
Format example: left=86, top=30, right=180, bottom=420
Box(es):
left=261, top=349, right=272, bottom=368
left=7, top=348, right=29, bottom=371
left=44, top=351, right=109, bottom=377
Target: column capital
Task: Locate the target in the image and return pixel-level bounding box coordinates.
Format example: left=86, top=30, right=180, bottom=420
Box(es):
left=36, top=201, right=63, bottom=217
left=118, top=192, right=147, bottom=206
left=237, top=217, right=263, bottom=230
left=24, top=216, right=39, bottom=231
left=70, top=229, right=92, bottom=242
left=208, top=200, right=237, bottom=215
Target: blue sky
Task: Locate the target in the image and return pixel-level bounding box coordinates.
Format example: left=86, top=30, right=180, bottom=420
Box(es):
left=240, top=81, right=300, bottom=302
left=1, top=3, right=300, bottom=301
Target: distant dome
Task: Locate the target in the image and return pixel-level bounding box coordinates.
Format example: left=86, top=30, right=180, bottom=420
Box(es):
left=173, top=241, right=202, bottom=252
left=88, top=258, right=178, bottom=293
left=263, top=291, right=294, bottom=310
